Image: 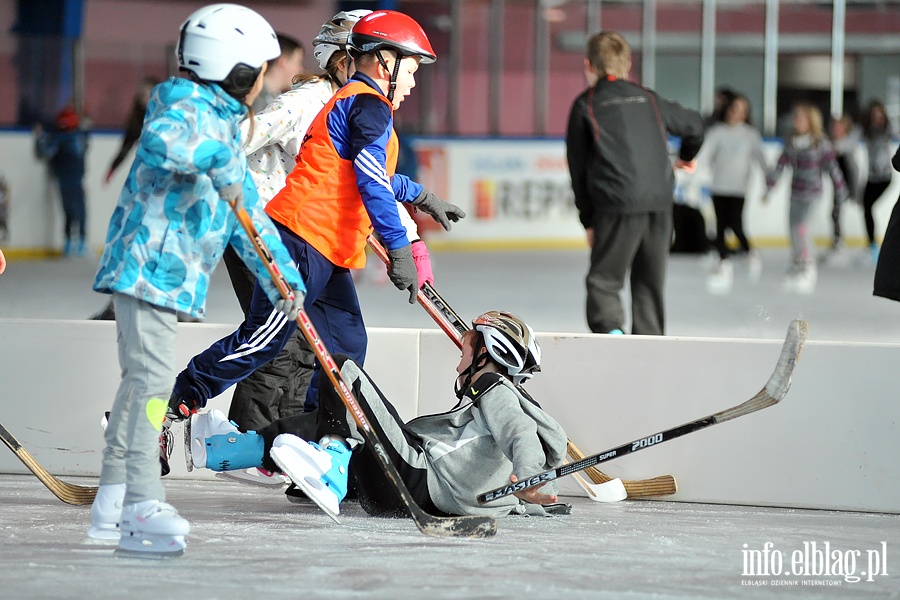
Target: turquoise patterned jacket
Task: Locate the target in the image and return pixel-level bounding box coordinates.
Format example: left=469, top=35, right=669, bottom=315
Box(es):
left=94, top=78, right=305, bottom=318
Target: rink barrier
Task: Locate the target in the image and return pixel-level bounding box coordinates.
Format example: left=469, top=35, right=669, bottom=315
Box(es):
left=0, top=319, right=896, bottom=514
left=2, top=131, right=898, bottom=255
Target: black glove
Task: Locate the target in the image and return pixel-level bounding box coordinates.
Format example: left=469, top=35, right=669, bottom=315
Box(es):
left=387, top=244, right=418, bottom=304
left=167, top=390, right=202, bottom=422
left=411, top=188, right=466, bottom=231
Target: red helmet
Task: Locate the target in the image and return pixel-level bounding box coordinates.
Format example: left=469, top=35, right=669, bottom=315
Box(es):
left=348, top=11, right=436, bottom=64
left=55, top=107, right=79, bottom=131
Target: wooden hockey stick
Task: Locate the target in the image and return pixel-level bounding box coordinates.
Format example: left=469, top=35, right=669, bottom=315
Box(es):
left=0, top=421, right=97, bottom=505
left=227, top=200, right=496, bottom=539
left=567, top=441, right=677, bottom=498
left=478, top=319, right=808, bottom=504
left=366, top=235, right=677, bottom=498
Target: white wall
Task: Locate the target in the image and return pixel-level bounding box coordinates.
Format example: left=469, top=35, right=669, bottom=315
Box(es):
left=1, top=319, right=897, bottom=514
left=2, top=132, right=897, bottom=254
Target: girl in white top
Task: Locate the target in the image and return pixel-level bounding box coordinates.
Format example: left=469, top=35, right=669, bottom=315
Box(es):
left=701, top=95, right=768, bottom=262
left=241, top=10, right=425, bottom=250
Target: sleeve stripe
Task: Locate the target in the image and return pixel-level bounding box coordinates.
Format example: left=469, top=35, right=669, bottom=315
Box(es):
left=355, top=148, right=393, bottom=192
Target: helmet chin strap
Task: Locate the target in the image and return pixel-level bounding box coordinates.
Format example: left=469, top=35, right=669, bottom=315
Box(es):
left=454, top=350, right=491, bottom=400
left=375, top=49, right=402, bottom=103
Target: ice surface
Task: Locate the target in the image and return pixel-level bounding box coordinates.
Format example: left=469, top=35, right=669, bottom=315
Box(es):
left=0, top=476, right=897, bottom=598
left=1, top=249, right=899, bottom=596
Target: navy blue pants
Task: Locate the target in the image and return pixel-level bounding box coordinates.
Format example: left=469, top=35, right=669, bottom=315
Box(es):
left=172, top=223, right=367, bottom=410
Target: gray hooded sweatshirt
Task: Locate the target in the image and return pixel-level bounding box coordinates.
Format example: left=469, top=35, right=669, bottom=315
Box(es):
left=405, top=372, right=569, bottom=518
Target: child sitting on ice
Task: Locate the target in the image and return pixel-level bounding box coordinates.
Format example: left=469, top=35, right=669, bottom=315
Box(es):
left=187, top=311, right=570, bottom=520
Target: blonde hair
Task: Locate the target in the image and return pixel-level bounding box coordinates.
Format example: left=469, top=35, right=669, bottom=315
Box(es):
left=585, top=31, right=631, bottom=79
left=793, top=102, right=825, bottom=141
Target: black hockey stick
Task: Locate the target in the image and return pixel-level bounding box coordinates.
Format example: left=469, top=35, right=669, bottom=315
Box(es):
left=477, top=319, right=808, bottom=505
left=366, top=235, right=679, bottom=499
left=227, top=200, right=496, bottom=539
left=0, top=420, right=97, bottom=505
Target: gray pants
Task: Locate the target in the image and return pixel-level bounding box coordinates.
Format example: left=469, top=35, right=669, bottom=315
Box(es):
left=788, top=198, right=818, bottom=266
left=100, top=294, right=177, bottom=504
left=586, top=211, right=671, bottom=335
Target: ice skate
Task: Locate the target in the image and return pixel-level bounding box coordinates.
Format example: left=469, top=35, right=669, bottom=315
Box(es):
left=783, top=264, right=817, bottom=294
left=159, top=420, right=174, bottom=477
left=705, top=259, right=733, bottom=295
left=187, top=409, right=265, bottom=472
left=116, top=500, right=190, bottom=558
left=818, top=241, right=851, bottom=268
left=745, top=251, right=762, bottom=282
left=84, top=483, right=125, bottom=544
left=269, top=434, right=351, bottom=524
left=216, top=467, right=288, bottom=488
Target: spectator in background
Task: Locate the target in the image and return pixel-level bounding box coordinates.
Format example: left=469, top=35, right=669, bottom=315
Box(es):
left=873, top=143, right=900, bottom=301
left=766, top=103, right=847, bottom=295
left=565, top=31, right=704, bottom=335
left=821, top=112, right=860, bottom=264
left=34, top=106, right=90, bottom=257
left=105, top=77, right=161, bottom=184
left=860, top=100, right=898, bottom=263
left=251, top=33, right=305, bottom=112
left=0, top=247, right=6, bottom=274
left=700, top=94, right=767, bottom=294
left=705, top=87, right=736, bottom=127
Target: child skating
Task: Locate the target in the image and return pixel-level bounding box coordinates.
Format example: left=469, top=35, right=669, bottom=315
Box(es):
left=766, top=103, right=847, bottom=294
left=86, top=3, right=305, bottom=558
left=165, top=11, right=465, bottom=429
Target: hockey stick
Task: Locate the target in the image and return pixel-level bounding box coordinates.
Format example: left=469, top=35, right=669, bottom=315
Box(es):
left=226, top=200, right=496, bottom=539
left=477, top=318, right=808, bottom=505
left=0, top=421, right=97, bottom=505
left=567, top=441, right=677, bottom=499
left=366, top=235, right=677, bottom=499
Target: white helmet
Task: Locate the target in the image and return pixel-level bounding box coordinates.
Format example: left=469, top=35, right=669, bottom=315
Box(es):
left=312, top=9, right=372, bottom=71
left=473, top=311, right=542, bottom=385
left=177, top=4, right=280, bottom=83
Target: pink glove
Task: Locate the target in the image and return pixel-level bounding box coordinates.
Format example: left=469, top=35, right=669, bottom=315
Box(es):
left=411, top=240, right=434, bottom=287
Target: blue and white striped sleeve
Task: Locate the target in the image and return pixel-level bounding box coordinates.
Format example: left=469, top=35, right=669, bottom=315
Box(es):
left=336, top=94, right=410, bottom=251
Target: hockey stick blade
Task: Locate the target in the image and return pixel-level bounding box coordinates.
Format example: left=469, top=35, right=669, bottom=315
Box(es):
left=227, top=201, right=496, bottom=539
left=477, top=319, right=808, bottom=505
left=567, top=442, right=677, bottom=497
left=366, top=235, right=680, bottom=500
left=0, top=420, right=97, bottom=505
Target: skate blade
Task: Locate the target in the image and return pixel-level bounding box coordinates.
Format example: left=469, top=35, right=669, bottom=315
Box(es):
left=271, top=448, right=341, bottom=525
left=81, top=534, right=119, bottom=546
left=116, top=534, right=186, bottom=559
left=183, top=417, right=193, bottom=472
left=215, top=469, right=288, bottom=488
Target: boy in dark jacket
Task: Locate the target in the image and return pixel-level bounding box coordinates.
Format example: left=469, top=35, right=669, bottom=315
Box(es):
left=566, top=31, right=705, bottom=335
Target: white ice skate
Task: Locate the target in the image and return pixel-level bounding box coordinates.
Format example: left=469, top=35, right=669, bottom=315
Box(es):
left=705, top=259, right=733, bottom=295
left=216, top=467, right=288, bottom=488
left=84, top=483, right=125, bottom=544
left=116, top=499, right=190, bottom=558
left=745, top=251, right=762, bottom=282
left=269, top=434, right=350, bottom=524
left=187, top=409, right=237, bottom=470
left=783, top=265, right=817, bottom=295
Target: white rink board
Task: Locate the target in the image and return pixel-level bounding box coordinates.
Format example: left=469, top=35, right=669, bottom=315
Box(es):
left=3, top=131, right=898, bottom=252
left=0, top=320, right=897, bottom=513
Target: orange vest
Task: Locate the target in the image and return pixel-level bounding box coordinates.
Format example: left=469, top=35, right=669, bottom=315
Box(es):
left=266, top=81, right=398, bottom=269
